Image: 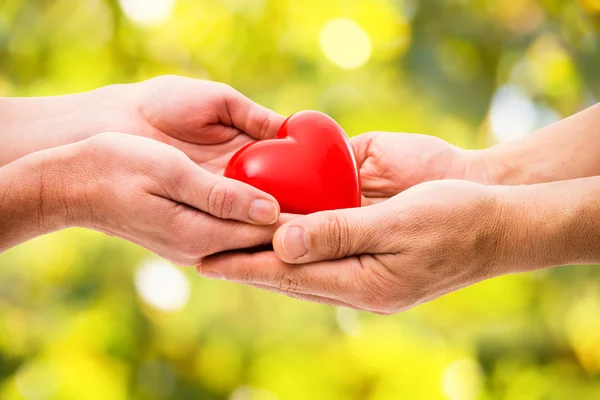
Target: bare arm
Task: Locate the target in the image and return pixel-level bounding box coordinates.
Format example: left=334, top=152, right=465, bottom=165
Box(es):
left=0, top=85, right=132, bottom=167
left=0, top=146, right=68, bottom=251
left=503, top=175, right=600, bottom=269
left=476, top=102, right=600, bottom=185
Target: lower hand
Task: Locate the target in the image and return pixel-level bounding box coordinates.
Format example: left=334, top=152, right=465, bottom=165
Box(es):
left=198, top=180, right=519, bottom=313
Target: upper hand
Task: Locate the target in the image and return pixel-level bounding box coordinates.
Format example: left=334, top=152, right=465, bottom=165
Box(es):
left=198, top=180, right=517, bottom=313
left=117, top=75, right=286, bottom=174
left=1, top=76, right=285, bottom=169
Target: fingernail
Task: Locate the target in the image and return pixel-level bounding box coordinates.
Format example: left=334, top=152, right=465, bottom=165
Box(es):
left=249, top=200, right=278, bottom=224
left=200, top=267, right=225, bottom=280
left=282, top=226, right=310, bottom=259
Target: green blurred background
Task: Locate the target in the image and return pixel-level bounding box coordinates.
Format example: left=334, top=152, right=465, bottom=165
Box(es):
left=1, top=0, right=600, bottom=399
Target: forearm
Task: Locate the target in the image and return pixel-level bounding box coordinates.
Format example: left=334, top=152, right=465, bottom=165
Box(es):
left=0, top=147, right=74, bottom=252
left=474, top=102, right=600, bottom=185
left=501, top=175, right=600, bottom=272
left=0, top=84, right=132, bottom=166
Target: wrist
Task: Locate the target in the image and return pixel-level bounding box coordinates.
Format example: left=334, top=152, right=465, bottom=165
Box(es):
left=32, top=146, right=83, bottom=231
left=0, top=84, right=138, bottom=166
left=492, top=178, right=600, bottom=273
left=20, top=143, right=95, bottom=231
left=465, top=146, right=533, bottom=186
left=0, top=146, right=78, bottom=251
left=41, top=141, right=104, bottom=230
left=454, top=149, right=501, bottom=185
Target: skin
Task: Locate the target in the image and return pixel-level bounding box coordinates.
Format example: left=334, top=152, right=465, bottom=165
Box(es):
left=0, top=75, right=285, bottom=171
left=0, top=76, right=287, bottom=262
left=199, top=102, right=600, bottom=314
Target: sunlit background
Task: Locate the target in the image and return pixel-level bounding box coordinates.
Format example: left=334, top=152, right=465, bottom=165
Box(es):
left=1, top=0, right=600, bottom=399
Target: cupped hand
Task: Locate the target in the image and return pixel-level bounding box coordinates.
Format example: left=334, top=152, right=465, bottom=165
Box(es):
left=2, top=76, right=286, bottom=169
left=128, top=76, right=286, bottom=173
left=352, top=131, right=493, bottom=204
left=198, top=180, right=518, bottom=313
left=47, top=132, right=284, bottom=266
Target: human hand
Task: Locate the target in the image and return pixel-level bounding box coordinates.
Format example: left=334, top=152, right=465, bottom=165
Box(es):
left=198, top=180, right=522, bottom=313
left=25, top=132, right=282, bottom=265
left=1, top=75, right=285, bottom=169
left=352, top=131, right=494, bottom=204
left=129, top=76, right=286, bottom=174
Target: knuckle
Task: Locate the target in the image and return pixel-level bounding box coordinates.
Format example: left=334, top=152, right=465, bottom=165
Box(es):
left=321, top=214, right=351, bottom=258
left=273, top=271, right=299, bottom=293
left=79, top=132, right=128, bottom=164
left=146, top=74, right=178, bottom=88
left=241, top=268, right=255, bottom=284
left=214, top=81, right=233, bottom=92
left=177, top=240, right=208, bottom=261
left=88, top=131, right=123, bottom=147
left=81, top=133, right=111, bottom=154
left=205, top=80, right=233, bottom=98
left=167, top=207, right=211, bottom=260
left=208, top=80, right=233, bottom=93
left=172, top=254, right=199, bottom=267
left=158, top=156, right=189, bottom=198
left=207, top=183, right=237, bottom=219
left=255, top=108, right=271, bottom=138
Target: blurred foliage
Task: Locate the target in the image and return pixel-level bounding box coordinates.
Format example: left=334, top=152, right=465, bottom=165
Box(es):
left=1, top=0, right=600, bottom=399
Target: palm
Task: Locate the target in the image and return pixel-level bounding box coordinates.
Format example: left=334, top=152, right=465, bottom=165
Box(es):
left=130, top=76, right=283, bottom=175
left=149, top=131, right=255, bottom=174
left=352, top=132, right=468, bottom=204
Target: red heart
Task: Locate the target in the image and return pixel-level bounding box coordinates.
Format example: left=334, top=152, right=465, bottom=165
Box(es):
left=224, top=110, right=361, bottom=214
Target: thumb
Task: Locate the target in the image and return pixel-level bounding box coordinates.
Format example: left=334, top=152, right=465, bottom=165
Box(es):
left=223, top=86, right=286, bottom=140
left=273, top=203, right=396, bottom=264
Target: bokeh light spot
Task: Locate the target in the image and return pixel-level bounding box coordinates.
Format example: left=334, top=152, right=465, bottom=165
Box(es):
left=490, top=85, right=536, bottom=142
left=319, top=18, right=372, bottom=69
left=15, top=361, right=57, bottom=400
left=135, top=259, right=190, bottom=312
left=230, top=386, right=279, bottom=400
left=118, top=0, right=175, bottom=26
left=335, top=307, right=361, bottom=336
left=442, top=359, right=483, bottom=400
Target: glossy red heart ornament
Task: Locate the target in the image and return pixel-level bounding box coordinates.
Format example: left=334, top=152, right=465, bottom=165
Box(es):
left=224, top=110, right=361, bottom=214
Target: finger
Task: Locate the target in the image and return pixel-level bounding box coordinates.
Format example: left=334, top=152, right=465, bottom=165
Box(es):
left=248, top=283, right=365, bottom=311
left=222, top=86, right=286, bottom=140
left=162, top=207, right=290, bottom=265
left=249, top=284, right=392, bottom=315
left=350, top=131, right=378, bottom=167
left=189, top=213, right=297, bottom=259
left=198, top=251, right=361, bottom=302
left=272, top=204, right=397, bottom=264
left=165, top=158, right=281, bottom=225
left=206, top=213, right=300, bottom=256
left=351, top=132, right=413, bottom=197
